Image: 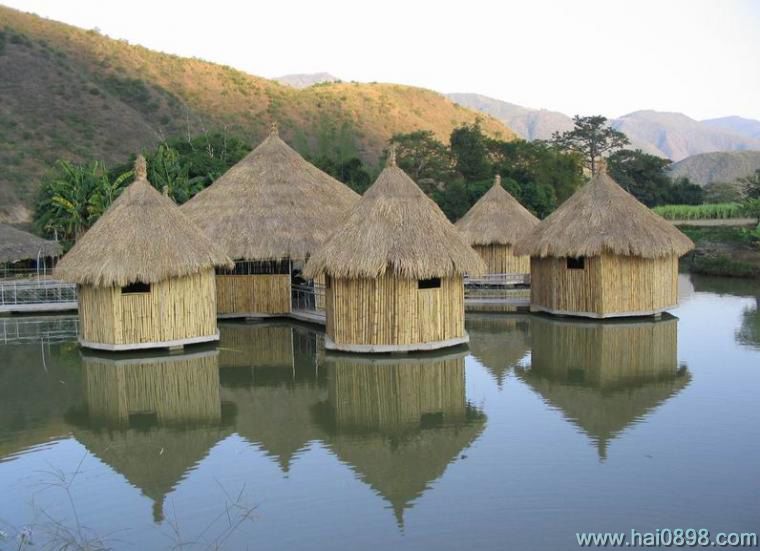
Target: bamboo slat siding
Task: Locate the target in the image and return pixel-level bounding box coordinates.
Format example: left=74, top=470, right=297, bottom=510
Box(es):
left=326, top=356, right=467, bottom=431
left=219, top=323, right=294, bottom=369
left=530, top=254, right=679, bottom=317
left=473, top=244, right=530, bottom=274
left=530, top=317, right=678, bottom=387
left=78, top=269, right=217, bottom=346
left=326, top=274, right=465, bottom=347
left=82, top=351, right=222, bottom=426
left=216, top=274, right=291, bottom=315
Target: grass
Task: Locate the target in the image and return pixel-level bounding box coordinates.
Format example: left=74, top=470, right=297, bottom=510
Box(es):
left=653, top=203, right=743, bottom=220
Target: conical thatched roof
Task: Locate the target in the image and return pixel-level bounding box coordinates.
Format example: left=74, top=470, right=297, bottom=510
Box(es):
left=455, top=176, right=539, bottom=246
left=514, top=169, right=694, bottom=259
left=180, top=125, right=360, bottom=262
left=0, top=223, right=62, bottom=264
left=304, top=152, right=486, bottom=279
left=55, top=157, right=232, bottom=287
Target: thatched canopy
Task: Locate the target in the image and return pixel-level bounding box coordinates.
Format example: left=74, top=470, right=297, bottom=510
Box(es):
left=304, top=152, right=486, bottom=280
left=55, top=157, right=232, bottom=287
left=0, top=223, right=61, bottom=264
left=514, top=169, right=694, bottom=259
left=455, top=176, right=539, bottom=246
left=181, top=125, right=360, bottom=262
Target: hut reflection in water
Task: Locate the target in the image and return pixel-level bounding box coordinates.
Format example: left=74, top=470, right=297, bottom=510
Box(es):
left=313, top=351, right=486, bottom=527
left=67, top=349, right=234, bottom=523
left=218, top=322, right=327, bottom=472
left=466, top=314, right=531, bottom=387
left=517, top=315, right=690, bottom=460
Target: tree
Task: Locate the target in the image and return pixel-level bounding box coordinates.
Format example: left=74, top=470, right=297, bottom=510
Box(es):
left=35, top=160, right=131, bottom=244
left=704, top=181, right=745, bottom=203
left=666, top=177, right=704, bottom=205
left=313, top=156, right=372, bottom=194
left=450, top=122, right=492, bottom=181
left=387, top=131, right=456, bottom=193
left=552, top=115, right=629, bottom=174
left=739, top=169, right=760, bottom=199
left=607, top=149, right=673, bottom=206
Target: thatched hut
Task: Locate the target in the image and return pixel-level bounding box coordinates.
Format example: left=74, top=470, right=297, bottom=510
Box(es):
left=516, top=316, right=690, bottom=460
left=514, top=166, right=694, bottom=318
left=455, top=175, right=538, bottom=276
left=55, top=157, right=232, bottom=351
left=0, top=223, right=61, bottom=277
left=313, top=352, right=485, bottom=527
left=304, top=151, right=486, bottom=353
left=181, top=124, right=360, bottom=317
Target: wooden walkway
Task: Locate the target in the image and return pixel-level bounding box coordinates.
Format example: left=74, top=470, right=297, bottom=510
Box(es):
left=0, top=278, right=77, bottom=314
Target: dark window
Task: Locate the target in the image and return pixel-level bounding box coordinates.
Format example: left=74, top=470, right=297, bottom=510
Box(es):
left=418, top=277, right=441, bottom=289
left=216, top=259, right=290, bottom=276
left=566, top=257, right=585, bottom=270
left=121, top=281, right=151, bottom=294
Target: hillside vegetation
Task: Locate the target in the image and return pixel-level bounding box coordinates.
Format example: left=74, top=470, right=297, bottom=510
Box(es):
left=0, top=5, right=514, bottom=223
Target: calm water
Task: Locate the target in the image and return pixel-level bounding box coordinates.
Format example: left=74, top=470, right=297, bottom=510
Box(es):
left=0, top=274, right=758, bottom=550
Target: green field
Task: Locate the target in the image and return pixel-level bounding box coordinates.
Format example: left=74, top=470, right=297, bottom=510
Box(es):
left=653, top=203, right=743, bottom=220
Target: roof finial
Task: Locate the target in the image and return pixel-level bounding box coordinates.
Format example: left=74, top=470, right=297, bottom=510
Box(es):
left=494, top=174, right=501, bottom=187
left=162, top=185, right=169, bottom=197
left=270, top=121, right=279, bottom=137
left=387, top=145, right=397, bottom=167
left=134, top=155, right=147, bottom=180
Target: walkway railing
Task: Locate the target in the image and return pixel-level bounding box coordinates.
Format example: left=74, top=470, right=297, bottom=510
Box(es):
left=292, top=283, right=326, bottom=314
left=0, top=315, right=79, bottom=345
left=0, top=278, right=77, bottom=312
left=464, top=273, right=530, bottom=287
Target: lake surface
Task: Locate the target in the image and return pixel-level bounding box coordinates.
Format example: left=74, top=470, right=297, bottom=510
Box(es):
left=0, top=274, right=758, bottom=550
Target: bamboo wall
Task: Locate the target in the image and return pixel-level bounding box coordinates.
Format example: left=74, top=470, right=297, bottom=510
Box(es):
left=326, top=274, right=465, bottom=346
left=530, top=254, right=679, bottom=317
left=530, top=317, right=678, bottom=388
left=78, top=269, right=218, bottom=346
left=325, top=356, right=467, bottom=432
left=473, top=244, right=530, bottom=274
left=216, top=274, right=291, bottom=315
left=81, top=351, right=222, bottom=426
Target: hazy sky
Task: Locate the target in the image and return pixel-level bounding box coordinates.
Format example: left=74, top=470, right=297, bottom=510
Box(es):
left=4, top=0, right=760, bottom=120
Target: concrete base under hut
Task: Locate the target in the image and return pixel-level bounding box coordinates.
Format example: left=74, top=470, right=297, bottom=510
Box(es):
left=324, top=332, right=470, bottom=354
left=79, top=331, right=220, bottom=352
left=529, top=304, right=673, bottom=319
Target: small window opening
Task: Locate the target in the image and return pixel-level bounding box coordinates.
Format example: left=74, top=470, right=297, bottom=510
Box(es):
left=418, top=278, right=441, bottom=289
left=566, top=257, right=585, bottom=270
left=121, top=281, right=151, bottom=294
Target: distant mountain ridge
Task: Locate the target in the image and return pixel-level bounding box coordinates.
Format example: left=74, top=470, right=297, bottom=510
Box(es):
left=668, top=151, right=760, bottom=187
left=448, top=94, right=760, bottom=161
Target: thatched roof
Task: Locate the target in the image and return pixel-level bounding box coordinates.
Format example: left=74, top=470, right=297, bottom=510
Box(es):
left=181, top=125, right=360, bottom=262
left=0, top=223, right=61, bottom=263
left=304, top=152, right=486, bottom=280
left=455, top=176, right=539, bottom=246
left=55, top=157, right=232, bottom=287
left=514, top=168, right=694, bottom=259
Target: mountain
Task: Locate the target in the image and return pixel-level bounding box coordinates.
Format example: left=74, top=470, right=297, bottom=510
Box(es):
left=668, top=151, right=760, bottom=186
left=0, top=6, right=514, bottom=223
left=448, top=94, right=760, bottom=162
left=447, top=93, right=574, bottom=140
left=702, top=116, right=760, bottom=141
left=611, top=111, right=760, bottom=161
left=274, top=72, right=341, bottom=88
